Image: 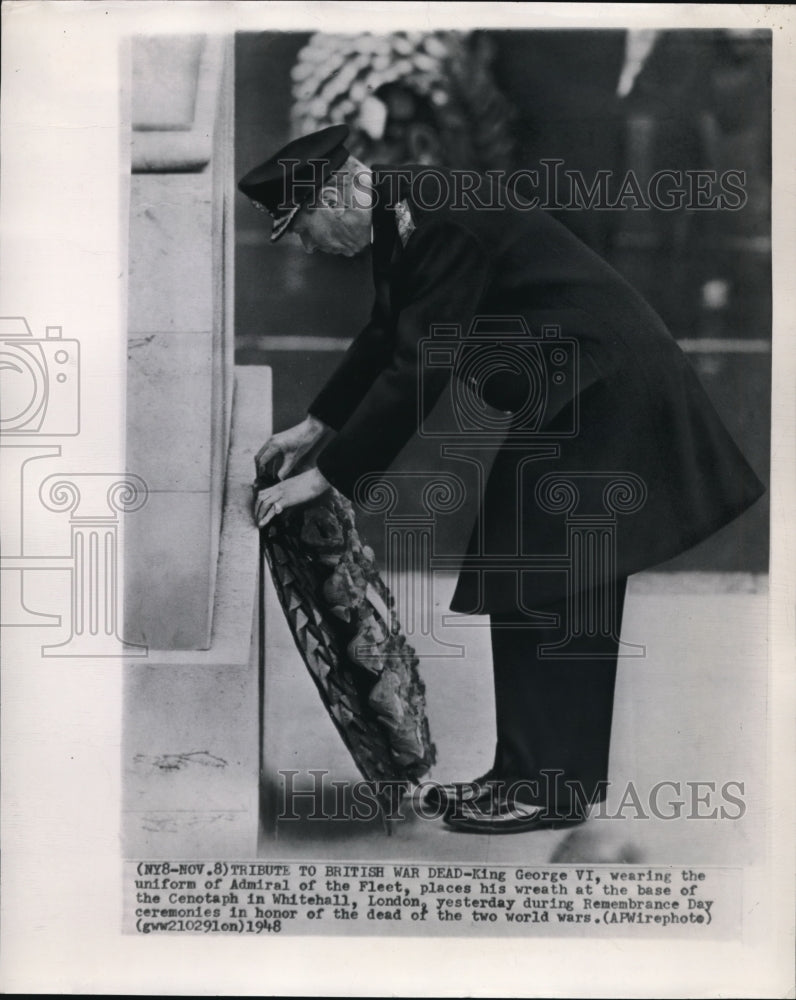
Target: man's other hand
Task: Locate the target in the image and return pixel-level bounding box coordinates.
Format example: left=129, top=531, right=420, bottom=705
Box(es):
left=253, top=467, right=331, bottom=527
left=255, top=415, right=327, bottom=481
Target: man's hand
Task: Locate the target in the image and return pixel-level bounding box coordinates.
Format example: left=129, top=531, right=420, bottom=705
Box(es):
left=253, top=467, right=331, bottom=527
left=255, top=415, right=328, bottom=482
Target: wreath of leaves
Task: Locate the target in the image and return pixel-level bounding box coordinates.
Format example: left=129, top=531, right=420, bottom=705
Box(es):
left=289, top=30, right=516, bottom=172
left=259, top=474, right=436, bottom=791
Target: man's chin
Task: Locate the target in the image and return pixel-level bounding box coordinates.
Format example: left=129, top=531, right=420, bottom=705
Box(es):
left=327, top=243, right=366, bottom=257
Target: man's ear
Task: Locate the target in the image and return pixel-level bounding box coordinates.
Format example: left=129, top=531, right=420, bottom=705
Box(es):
left=319, top=184, right=344, bottom=214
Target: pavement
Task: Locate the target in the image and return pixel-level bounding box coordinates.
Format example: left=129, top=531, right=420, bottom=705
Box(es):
left=259, top=571, right=768, bottom=866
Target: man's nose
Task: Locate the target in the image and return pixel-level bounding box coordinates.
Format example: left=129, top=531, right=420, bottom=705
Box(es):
left=300, top=234, right=315, bottom=254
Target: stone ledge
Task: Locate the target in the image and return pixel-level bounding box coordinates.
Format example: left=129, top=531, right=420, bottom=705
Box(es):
left=126, top=365, right=270, bottom=666
left=123, top=366, right=272, bottom=858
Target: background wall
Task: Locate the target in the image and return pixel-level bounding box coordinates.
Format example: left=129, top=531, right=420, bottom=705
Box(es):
left=234, top=29, right=770, bottom=573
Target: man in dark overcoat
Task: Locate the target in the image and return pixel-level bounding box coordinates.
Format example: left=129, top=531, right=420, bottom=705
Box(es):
left=241, top=125, right=764, bottom=833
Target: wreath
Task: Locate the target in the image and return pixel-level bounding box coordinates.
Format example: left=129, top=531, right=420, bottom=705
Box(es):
left=257, top=471, right=436, bottom=796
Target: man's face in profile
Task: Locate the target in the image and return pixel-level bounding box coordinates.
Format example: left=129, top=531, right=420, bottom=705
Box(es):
left=289, top=184, right=371, bottom=258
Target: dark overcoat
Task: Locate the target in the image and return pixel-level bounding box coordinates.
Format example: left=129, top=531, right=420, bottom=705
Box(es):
left=308, top=166, right=765, bottom=612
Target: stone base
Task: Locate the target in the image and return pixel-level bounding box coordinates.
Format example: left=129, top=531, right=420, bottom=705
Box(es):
left=122, top=365, right=270, bottom=858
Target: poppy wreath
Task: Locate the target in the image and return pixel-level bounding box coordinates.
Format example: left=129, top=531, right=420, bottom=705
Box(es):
left=256, top=469, right=437, bottom=790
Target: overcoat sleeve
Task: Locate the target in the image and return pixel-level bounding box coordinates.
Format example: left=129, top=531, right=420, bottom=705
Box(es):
left=314, top=221, right=491, bottom=500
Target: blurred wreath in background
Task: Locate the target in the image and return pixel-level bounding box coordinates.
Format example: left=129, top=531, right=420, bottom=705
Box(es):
left=290, top=30, right=516, bottom=171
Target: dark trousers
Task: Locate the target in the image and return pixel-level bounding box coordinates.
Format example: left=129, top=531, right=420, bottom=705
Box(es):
left=488, top=576, right=628, bottom=818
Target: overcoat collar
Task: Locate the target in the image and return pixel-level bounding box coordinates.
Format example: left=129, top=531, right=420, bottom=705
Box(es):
left=370, top=166, right=406, bottom=273
left=370, top=166, right=409, bottom=314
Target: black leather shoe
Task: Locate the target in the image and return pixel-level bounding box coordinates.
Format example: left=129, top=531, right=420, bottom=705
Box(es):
left=443, top=794, right=586, bottom=834
left=417, top=769, right=498, bottom=812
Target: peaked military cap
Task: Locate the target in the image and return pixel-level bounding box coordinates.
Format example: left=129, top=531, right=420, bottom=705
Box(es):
left=238, top=124, right=351, bottom=242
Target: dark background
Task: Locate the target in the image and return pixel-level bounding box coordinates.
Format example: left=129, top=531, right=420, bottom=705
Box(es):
left=234, top=29, right=770, bottom=572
